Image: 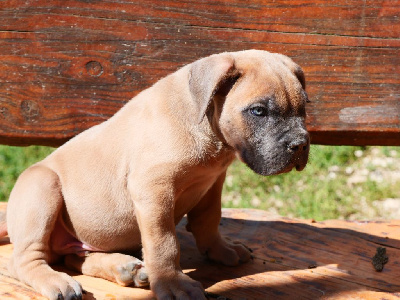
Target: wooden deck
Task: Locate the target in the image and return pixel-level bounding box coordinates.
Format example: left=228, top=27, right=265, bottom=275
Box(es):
left=0, top=205, right=399, bottom=299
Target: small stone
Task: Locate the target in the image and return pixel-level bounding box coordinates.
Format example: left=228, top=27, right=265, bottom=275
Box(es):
left=354, top=150, right=363, bottom=157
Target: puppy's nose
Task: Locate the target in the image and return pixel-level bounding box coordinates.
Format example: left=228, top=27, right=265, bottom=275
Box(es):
left=288, top=138, right=309, bottom=153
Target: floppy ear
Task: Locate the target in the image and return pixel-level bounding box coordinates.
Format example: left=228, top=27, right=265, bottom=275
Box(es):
left=189, top=54, right=239, bottom=123
left=281, top=57, right=309, bottom=103
left=292, top=66, right=310, bottom=103
left=276, top=54, right=306, bottom=90
left=293, top=65, right=306, bottom=90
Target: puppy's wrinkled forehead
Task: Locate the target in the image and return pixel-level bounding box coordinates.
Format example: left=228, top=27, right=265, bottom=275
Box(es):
left=234, top=54, right=307, bottom=114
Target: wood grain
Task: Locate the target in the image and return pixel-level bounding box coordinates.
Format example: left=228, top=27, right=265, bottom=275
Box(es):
left=0, top=204, right=399, bottom=299
left=0, top=0, right=399, bottom=146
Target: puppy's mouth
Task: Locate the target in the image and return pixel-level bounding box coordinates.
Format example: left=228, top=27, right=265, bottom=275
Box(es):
left=275, top=161, right=306, bottom=175
left=283, top=152, right=309, bottom=173
left=238, top=148, right=309, bottom=176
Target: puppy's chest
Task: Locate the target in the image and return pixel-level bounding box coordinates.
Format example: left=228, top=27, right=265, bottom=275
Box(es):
left=178, top=179, right=212, bottom=201
left=173, top=170, right=224, bottom=223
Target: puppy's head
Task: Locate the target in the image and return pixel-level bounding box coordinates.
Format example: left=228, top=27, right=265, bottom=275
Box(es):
left=189, top=50, right=310, bottom=175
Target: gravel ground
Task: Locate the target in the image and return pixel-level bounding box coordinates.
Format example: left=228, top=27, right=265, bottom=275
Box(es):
left=341, top=147, right=400, bottom=220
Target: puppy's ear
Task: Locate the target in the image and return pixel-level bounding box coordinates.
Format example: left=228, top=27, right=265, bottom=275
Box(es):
left=292, top=66, right=310, bottom=103
left=276, top=54, right=306, bottom=90
left=293, top=65, right=306, bottom=90
left=278, top=55, right=309, bottom=103
left=189, top=54, right=239, bottom=123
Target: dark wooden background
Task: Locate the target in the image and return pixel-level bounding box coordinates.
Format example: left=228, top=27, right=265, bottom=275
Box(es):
left=0, top=0, right=399, bottom=146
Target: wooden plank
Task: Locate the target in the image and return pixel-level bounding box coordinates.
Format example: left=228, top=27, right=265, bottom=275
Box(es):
left=0, top=0, right=399, bottom=146
left=0, top=203, right=399, bottom=299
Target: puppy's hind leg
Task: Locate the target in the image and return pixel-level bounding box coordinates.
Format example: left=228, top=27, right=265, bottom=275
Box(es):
left=65, top=252, right=149, bottom=287
left=7, top=165, right=82, bottom=300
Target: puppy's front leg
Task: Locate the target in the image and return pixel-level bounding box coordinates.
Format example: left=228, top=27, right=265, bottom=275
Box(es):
left=131, top=184, right=205, bottom=300
left=187, top=172, right=252, bottom=266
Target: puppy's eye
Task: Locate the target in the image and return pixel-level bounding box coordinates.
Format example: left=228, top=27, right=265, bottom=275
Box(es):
left=250, top=106, right=267, bottom=117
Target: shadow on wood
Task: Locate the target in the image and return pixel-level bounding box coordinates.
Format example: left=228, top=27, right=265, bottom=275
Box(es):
left=181, top=210, right=400, bottom=299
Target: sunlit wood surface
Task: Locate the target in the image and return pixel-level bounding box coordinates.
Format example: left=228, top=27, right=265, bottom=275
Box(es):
left=0, top=203, right=399, bottom=299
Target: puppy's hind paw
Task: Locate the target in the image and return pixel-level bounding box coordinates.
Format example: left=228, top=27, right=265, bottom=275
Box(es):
left=114, top=260, right=149, bottom=287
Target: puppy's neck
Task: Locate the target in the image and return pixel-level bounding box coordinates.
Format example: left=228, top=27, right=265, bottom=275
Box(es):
left=189, top=118, right=235, bottom=166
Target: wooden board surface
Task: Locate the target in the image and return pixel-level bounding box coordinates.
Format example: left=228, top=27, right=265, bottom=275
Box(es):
left=0, top=0, right=399, bottom=147
left=0, top=205, right=399, bottom=299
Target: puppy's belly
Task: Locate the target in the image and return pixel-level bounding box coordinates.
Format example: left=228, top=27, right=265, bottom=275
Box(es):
left=50, top=210, right=142, bottom=255
left=50, top=217, right=104, bottom=256
left=59, top=193, right=142, bottom=253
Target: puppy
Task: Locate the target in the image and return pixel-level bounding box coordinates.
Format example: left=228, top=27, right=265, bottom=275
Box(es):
left=2, top=50, right=309, bottom=299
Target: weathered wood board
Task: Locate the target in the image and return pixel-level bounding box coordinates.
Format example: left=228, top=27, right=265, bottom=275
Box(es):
left=0, top=205, right=399, bottom=299
left=0, top=1, right=399, bottom=146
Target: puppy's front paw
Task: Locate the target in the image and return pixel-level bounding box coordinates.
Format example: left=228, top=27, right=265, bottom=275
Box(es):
left=152, top=271, right=205, bottom=300
left=38, top=272, right=82, bottom=300
left=205, top=237, right=252, bottom=266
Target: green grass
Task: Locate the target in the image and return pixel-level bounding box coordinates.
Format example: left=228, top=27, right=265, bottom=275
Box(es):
left=223, top=145, right=361, bottom=219
left=222, top=145, right=400, bottom=220
left=0, top=145, right=399, bottom=220
left=0, top=145, right=54, bottom=202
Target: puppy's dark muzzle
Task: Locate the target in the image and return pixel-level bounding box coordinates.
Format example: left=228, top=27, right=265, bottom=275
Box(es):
left=287, top=134, right=310, bottom=171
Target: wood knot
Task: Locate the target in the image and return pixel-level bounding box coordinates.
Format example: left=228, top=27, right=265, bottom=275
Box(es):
left=0, top=107, right=9, bottom=119
left=85, top=61, right=104, bottom=77
left=20, top=100, right=40, bottom=122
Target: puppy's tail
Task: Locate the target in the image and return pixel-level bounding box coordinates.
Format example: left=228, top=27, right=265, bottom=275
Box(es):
left=0, top=206, right=7, bottom=237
